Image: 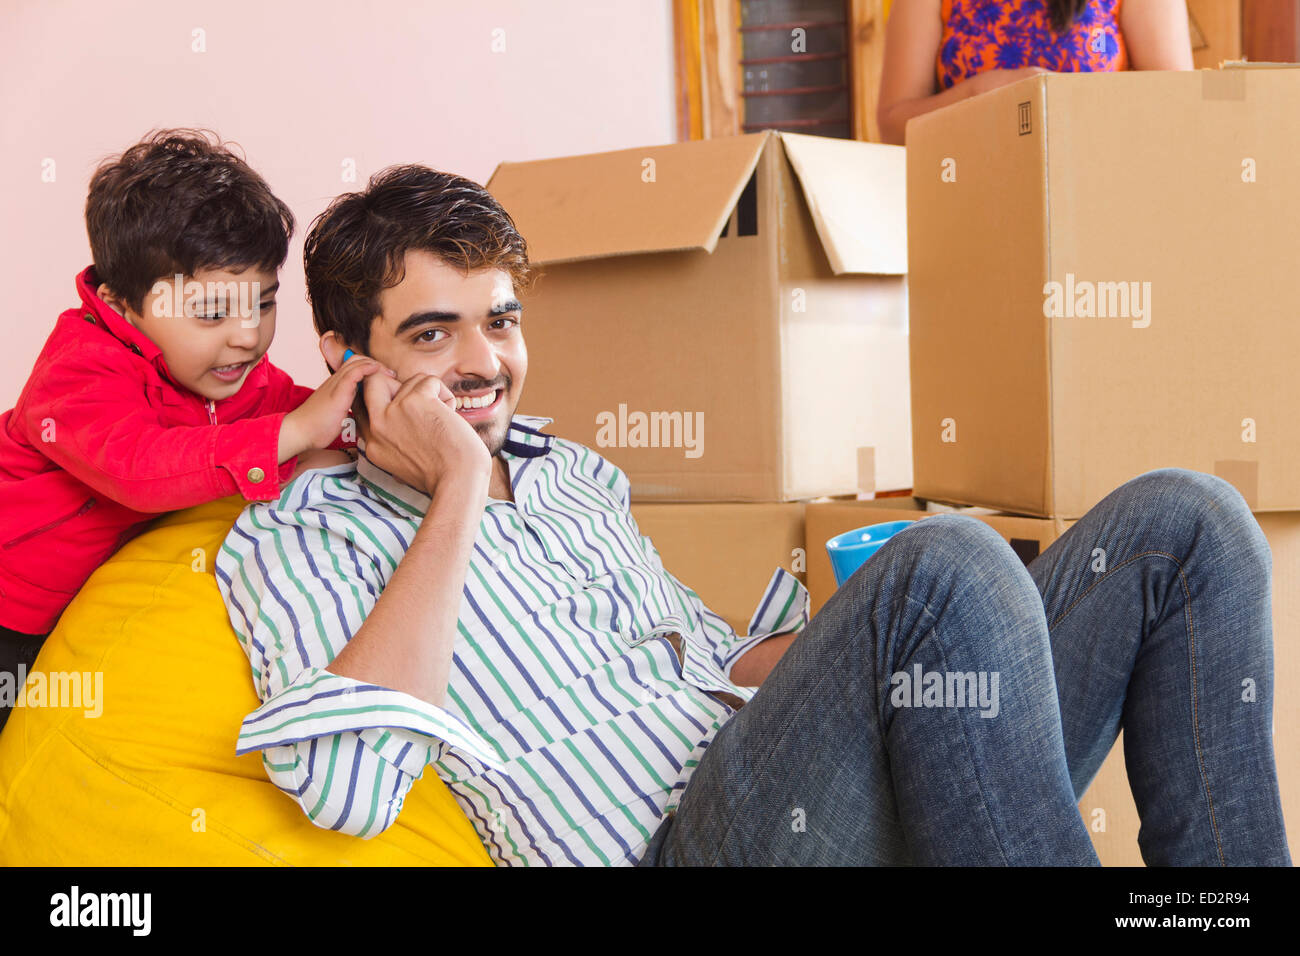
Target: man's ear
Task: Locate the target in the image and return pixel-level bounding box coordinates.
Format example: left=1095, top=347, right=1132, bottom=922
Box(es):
left=319, top=331, right=350, bottom=373
left=320, top=331, right=372, bottom=432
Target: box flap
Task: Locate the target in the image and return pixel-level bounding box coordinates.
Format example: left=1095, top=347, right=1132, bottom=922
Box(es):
left=777, top=132, right=907, bottom=275
left=1220, top=60, right=1300, bottom=69
left=485, top=133, right=771, bottom=266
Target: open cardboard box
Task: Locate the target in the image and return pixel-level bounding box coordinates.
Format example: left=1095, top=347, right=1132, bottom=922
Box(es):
left=488, top=131, right=911, bottom=502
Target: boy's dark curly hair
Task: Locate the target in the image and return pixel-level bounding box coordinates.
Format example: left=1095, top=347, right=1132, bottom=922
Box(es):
left=85, top=128, right=294, bottom=313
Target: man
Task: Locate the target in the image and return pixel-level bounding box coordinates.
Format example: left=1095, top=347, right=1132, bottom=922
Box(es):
left=216, top=165, right=1290, bottom=866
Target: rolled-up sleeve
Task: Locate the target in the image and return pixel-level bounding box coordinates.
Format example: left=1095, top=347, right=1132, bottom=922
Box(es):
left=215, top=493, right=504, bottom=838
left=647, top=537, right=810, bottom=686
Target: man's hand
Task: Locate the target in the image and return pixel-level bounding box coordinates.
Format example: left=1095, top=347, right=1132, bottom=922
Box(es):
left=324, top=373, right=491, bottom=709
left=359, top=368, right=492, bottom=502
left=730, top=632, right=798, bottom=688
left=279, top=354, right=391, bottom=463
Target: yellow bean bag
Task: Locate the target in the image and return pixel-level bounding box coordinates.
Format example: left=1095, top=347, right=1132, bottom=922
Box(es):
left=0, top=495, right=491, bottom=866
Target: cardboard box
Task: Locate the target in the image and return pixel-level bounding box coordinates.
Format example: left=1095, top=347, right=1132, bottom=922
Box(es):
left=803, top=500, right=1298, bottom=866
left=631, top=502, right=805, bottom=635
left=1258, top=512, right=1300, bottom=867
left=487, top=131, right=911, bottom=502
left=906, top=68, right=1300, bottom=518
left=804, top=497, right=1072, bottom=615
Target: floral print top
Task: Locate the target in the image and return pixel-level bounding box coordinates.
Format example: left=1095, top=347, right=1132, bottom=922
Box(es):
left=937, top=0, right=1127, bottom=90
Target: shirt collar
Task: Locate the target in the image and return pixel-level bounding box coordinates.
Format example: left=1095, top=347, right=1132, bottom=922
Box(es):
left=355, top=414, right=555, bottom=516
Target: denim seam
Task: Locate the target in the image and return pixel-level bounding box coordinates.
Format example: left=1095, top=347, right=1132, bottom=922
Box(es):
left=911, top=599, right=1012, bottom=866
left=1047, top=548, right=1224, bottom=866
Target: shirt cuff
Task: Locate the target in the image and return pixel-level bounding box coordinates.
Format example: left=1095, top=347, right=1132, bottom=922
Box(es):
left=236, top=667, right=508, bottom=771
left=213, top=414, right=289, bottom=501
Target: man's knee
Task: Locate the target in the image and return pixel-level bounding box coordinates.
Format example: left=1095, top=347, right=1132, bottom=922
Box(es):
left=826, top=514, right=1046, bottom=671
left=1121, top=468, right=1269, bottom=572
left=851, top=513, right=1030, bottom=600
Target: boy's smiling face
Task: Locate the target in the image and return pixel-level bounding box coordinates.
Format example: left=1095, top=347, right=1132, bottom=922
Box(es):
left=100, top=264, right=279, bottom=401
left=322, top=249, right=527, bottom=459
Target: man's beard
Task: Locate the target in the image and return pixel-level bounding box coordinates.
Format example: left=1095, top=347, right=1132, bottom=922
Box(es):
left=472, top=418, right=509, bottom=458
left=451, top=372, right=513, bottom=458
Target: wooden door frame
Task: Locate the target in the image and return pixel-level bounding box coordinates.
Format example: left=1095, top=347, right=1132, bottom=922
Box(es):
left=673, top=0, right=741, bottom=140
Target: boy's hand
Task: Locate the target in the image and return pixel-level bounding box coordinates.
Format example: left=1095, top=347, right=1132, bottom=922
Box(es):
left=360, top=369, right=492, bottom=500
left=279, top=355, right=392, bottom=462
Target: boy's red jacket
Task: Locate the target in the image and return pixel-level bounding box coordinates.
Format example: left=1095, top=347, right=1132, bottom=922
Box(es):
left=0, top=267, right=321, bottom=634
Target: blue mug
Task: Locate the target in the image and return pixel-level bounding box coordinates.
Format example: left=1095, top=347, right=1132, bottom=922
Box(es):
left=826, top=520, right=916, bottom=587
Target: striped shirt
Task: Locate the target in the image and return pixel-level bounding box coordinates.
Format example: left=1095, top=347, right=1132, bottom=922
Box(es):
left=216, top=415, right=808, bottom=866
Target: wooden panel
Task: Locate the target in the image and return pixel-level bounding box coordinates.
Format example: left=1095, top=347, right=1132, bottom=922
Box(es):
left=849, top=0, right=888, bottom=141
left=674, top=0, right=704, bottom=140
left=674, top=0, right=741, bottom=140
left=703, top=0, right=742, bottom=137
left=1187, top=0, right=1242, bottom=69
left=1243, top=0, right=1300, bottom=62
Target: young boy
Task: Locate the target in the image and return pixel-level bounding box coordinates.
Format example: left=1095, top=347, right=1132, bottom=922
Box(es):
left=0, top=129, right=389, bottom=731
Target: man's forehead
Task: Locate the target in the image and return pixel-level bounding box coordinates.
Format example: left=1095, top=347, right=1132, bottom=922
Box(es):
left=377, top=256, right=514, bottom=320
left=488, top=274, right=517, bottom=310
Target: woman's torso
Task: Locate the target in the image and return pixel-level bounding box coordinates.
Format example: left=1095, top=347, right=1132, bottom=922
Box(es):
left=938, top=0, right=1128, bottom=90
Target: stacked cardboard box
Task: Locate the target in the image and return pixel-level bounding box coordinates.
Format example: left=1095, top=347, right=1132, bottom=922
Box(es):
left=906, top=67, right=1300, bottom=518
left=898, top=66, right=1300, bottom=864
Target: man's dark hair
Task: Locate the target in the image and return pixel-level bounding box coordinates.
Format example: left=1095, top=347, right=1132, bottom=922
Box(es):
left=303, top=164, right=530, bottom=350
left=85, top=128, right=295, bottom=314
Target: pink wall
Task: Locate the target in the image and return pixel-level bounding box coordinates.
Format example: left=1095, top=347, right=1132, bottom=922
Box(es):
left=0, top=0, right=676, bottom=407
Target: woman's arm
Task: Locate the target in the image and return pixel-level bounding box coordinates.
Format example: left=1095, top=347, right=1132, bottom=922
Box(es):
left=875, top=0, right=1044, bottom=144
left=876, top=0, right=948, bottom=145
left=1122, top=0, right=1194, bottom=70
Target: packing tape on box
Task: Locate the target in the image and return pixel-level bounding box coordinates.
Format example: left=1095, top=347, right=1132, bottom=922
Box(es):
left=1202, top=69, right=1247, bottom=101
left=1214, top=459, right=1259, bottom=509
left=856, top=447, right=876, bottom=496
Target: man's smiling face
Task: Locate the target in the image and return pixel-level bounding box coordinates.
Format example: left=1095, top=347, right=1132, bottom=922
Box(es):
left=354, top=249, right=526, bottom=457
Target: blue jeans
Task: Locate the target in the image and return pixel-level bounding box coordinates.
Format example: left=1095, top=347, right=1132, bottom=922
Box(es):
left=639, top=469, right=1291, bottom=866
